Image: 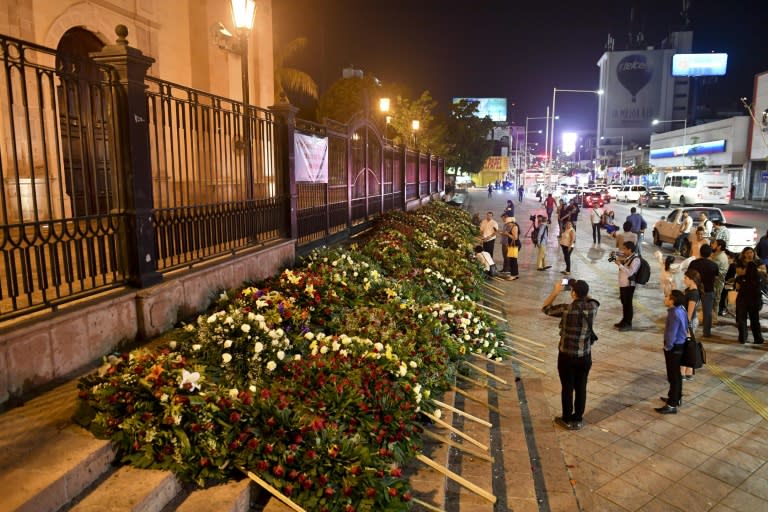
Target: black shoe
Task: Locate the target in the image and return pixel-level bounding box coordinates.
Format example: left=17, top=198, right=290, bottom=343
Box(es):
left=683, top=375, right=694, bottom=381
left=655, top=405, right=677, bottom=414
left=569, top=420, right=584, bottom=431
left=613, top=321, right=625, bottom=328
left=537, top=267, right=545, bottom=271
left=554, top=416, right=572, bottom=430
left=660, top=397, right=682, bottom=407
left=618, top=325, right=632, bottom=332
left=756, top=340, right=765, bottom=345
left=542, top=265, right=552, bottom=270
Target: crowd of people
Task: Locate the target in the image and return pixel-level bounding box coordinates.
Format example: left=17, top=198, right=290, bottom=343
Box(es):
left=472, top=186, right=768, bottom=428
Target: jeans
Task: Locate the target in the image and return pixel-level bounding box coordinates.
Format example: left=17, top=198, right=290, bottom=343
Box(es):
left=591, top=223, right=601, bottom=243
left=620, top=285, right=635, bottom=325
left=633, top=232, right=643, bottom=255
left=501, top=245, right=511, bottom=273
left=561, top=245, right=572, bottom=272
left=558, top=352, right=592, bottom=422
left=482, top=239, right=495, bottom=257
left=674, top=233, right=689, bottom=252
left=664, top=347, right=684, bottom=405
left=701, top=291, right=714, bottom=335
left=546, top=207, right=553, bottom=222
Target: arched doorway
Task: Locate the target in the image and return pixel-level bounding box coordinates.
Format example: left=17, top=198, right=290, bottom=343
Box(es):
left=56, top=27, right=112, bottom=216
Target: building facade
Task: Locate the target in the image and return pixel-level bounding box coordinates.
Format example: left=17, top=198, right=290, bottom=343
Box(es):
left=746, top=71, right=768, bottom=202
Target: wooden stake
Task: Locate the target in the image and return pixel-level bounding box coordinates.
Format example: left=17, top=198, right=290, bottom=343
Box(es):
left=411, top=497, right=446, bottom=512
left=422, top=429, right=494, bottom=462
left=483, top=283, right=505, bottom=293
left=456, top=372, right=489, bottom=389
left=416, top=454, right=496, bottom=504
left=476, top=303, right=502, bottom=314
left=450, top=385, right=501, bottom=413
left=482, top=310, right=508, bottom=323
left=505, top=332, right=546, bottom=347
left=431, top=398, right=492, bottom=427
left=469, top=351, right=506, bottom=366
left=240, top=467, right=306, bottom=512
left=421, top=411, right=488, bottom=451
left=462, top=361, right=509, bottom=385
left=505, top=346, right=547, bottom=364
left=505, top=354, right=547, bottom=374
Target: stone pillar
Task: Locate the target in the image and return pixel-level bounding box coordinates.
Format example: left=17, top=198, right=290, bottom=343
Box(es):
left=269, top=102, right=300, bottom=240
left=90, top=25, right=161, bottom=288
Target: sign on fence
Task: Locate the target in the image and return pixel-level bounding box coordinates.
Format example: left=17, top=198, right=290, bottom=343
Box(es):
left=295, top=133, right=328, bottom=183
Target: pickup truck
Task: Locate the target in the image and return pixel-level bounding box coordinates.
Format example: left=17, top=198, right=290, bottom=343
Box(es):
left=652, top=207, right=758, bottom=256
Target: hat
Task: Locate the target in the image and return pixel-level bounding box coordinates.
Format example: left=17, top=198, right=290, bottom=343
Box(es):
left=569, top=279, right=589, bottom=298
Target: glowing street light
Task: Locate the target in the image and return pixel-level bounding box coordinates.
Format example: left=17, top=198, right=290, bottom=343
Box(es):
left=411, top=119, right=420, bottom=147
left=230, top=0, right=257, bottom=199
left=549, top=88, right=603, bottom=179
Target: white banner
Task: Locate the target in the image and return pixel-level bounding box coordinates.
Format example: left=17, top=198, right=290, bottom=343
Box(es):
left=295, top=133, right=328, bottom=183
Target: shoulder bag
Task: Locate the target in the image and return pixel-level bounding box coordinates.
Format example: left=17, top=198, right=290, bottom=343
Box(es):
left=680, top=322, right=705, bottom=369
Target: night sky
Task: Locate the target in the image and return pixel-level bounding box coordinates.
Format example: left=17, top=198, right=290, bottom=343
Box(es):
left=273, top=0, right=767, bottom=143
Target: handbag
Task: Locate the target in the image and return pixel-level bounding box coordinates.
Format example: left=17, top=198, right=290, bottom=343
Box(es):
left=506, top=245, right=519, bottom=258
left=680, top=324, right=705, bottom=369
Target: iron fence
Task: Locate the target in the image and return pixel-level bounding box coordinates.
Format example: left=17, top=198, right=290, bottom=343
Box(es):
left=0, top=30, right=444, bottom=320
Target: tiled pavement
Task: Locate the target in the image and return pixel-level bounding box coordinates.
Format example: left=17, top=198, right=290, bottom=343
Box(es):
left=462, top=187, right=768, bottom=511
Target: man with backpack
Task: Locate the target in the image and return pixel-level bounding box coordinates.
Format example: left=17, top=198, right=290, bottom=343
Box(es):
left=613, top=241, right=642, bottom=331
left=533, top=214, right=551, bottom=271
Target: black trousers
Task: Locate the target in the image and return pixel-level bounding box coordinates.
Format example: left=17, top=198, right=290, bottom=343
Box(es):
left=736, top=301, right=764, bottom=343
left=561, top=245, right=572, bottom=272
left=664, top=347, right=684, bottom=405
left=558, top=352, right=592, bottom=422
left=482, top=239, right=495, bottom=257
left=591, top=222, right=601, bottom=243
left=620, top=285, right=635, bottom=325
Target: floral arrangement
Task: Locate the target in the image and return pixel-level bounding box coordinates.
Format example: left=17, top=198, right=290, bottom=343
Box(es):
left=76, top=201, right=507, bottom=511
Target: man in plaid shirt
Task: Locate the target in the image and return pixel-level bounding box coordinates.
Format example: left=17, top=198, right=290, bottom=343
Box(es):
left=542, top=279, right=600, bottom=431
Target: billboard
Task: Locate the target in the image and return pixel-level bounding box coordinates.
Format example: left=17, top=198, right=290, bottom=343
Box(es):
left=650, top=139, right=726, bottom=159
left=452, top=97, right=507, bottom=122
left=602, top=50, right=665, bottom=130
left=672, top=53, right=728, bottom=77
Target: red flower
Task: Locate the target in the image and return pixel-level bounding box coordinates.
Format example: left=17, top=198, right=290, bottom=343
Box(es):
left=365, top=487, right=376, bottom=498
left=323, top=486, right=334, bottom=497
left=402, top=491, right=413, bottom=502
left=273, top=465, right=285, bottom=477
left=388, top=487, right=398, bottom=497
left=229, top=411, right=241, bottom=422
left=283, top=483, right=293, bottom=496
left=390, top=467, right=402, bottom=477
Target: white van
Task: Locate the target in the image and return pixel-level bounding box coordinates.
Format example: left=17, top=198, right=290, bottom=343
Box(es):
left=663, top=171, right=731, bottom=206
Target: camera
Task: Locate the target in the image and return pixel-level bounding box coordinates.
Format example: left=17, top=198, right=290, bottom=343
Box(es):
left=607, top=254, right=617, bottom=263
left=607, top=251, right=622, bottom=263
left=529, top=215, right=536, bottom=222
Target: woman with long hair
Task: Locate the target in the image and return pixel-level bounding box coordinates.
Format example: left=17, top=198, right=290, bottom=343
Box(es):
left=559, top=220, right=575, bottom=276
left=734, top=258, right=765, bottom=344
left=681, top=268, right=702, bottom=380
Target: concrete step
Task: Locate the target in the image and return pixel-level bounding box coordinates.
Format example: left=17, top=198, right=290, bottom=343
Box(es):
left=69, top=466, right=181, bottom=512
left=176, top=479, right=253, bottom=512
left=0, top=380, right=115, bottom=512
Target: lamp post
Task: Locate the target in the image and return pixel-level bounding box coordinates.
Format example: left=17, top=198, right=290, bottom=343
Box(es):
left=652, top=118, right=688, bottom=163
left=230, top=0, right=257, bottom=200
left=411, top=119, right=420, bottom=148
left=549, top=88, right=603, bottom=181
left=526, top=113, right=556, bottom=172
left=379, top=97, right=391, bottom=140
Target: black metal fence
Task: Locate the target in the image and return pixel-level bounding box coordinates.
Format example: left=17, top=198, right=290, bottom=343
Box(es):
left=0, top=29, right=444, bottom=320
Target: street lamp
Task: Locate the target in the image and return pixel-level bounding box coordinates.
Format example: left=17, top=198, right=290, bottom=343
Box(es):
left=549, top=88, right=603, bottom=179
left=526, top=112, right=557, bottom=170
left=379, top=97, right=391, bottom=140
left=411, top=119, right=420, bottom=147
left=230, top=0, right=257, bottom=200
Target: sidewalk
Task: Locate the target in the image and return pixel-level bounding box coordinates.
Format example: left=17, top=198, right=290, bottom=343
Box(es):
left=466, top=187, right=768, bottom=511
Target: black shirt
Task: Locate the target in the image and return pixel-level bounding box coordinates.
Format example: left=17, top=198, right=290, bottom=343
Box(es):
left=688, top=258, right=719, bottom=293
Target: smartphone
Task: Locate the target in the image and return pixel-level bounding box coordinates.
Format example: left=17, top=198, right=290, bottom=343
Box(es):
left=561, top=278, right=570, bottom=290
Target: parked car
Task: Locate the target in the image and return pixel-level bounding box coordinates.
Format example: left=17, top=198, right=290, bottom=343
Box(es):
left=652, top=207, right=758, bottom=256
left=593, top=187, right=611, bottom=204
left=639, top=189, right=671, bottom=208
left=582, top=192, right=604, bottom=208
left=616, top=185, right=648, bottom=202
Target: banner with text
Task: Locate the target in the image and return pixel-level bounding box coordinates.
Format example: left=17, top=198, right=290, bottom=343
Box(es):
left=295, top=133, right=329, bottom=183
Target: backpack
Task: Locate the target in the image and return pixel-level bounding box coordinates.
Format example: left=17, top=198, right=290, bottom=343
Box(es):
left=513, top=222, right=522, bottom=248
left=631, top=255, right=651, bottom=285
left=531, top=225, right=540, bottom=246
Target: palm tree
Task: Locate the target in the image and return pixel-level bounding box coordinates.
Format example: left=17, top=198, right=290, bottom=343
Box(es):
left=273, top=37, right=318, bottom=104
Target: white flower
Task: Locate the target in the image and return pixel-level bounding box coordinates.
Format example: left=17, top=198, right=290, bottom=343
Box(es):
left=206, top=314, right=218, bottom=324
left=254, top=342, right=264, bottom=353
left=249, top=385, right=257, bottom=393
left=434, top=409, right=442, bottom=419
left=266, top=361, right=277, bottom=371
left=192, top=344, right=202, bottom=351
left=179, top=369, right=201, bottom=391
left=398, top=363, right=407, bottom=377
left=224, top=340, right=233, bottom=348
left=160, top=393, right=169, bottom=402
left=331, top=341, right=341, bottom=352
left=222, top=353, right=232, bottom=364
left=294, top=354, right=302, bottom=361
left=320, top=346, right=329, bottom=354
left=224, top=316, right=234, bottom=325
left=219, top=291, right=228, bottom=301
left=241, top=324, right=251, bottom=333
left=374, top=342, right=384, bottom=352
left=409, top=361, right=417, bottom=368
left=277, top=350, right=285, bottom=360
left=228, top=388, right=239, bottom=399
left=169, top=341, right=177, bottom=349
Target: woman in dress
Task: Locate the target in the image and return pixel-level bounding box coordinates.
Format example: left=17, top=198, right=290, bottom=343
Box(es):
left=681, top=269, right=702, bottom=381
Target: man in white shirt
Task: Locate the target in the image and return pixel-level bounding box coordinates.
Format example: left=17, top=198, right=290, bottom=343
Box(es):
left=673, top=211, right=692, bottom=255
left=698, top=212, right=713, bottom=239
left=590, top=206, right=604, bottom=245
left=479, top=211, right=499, bottom=257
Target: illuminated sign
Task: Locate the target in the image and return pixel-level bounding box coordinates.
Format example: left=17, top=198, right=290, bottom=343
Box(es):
left=650, top=139, right=726, bottom=159
left=452, top=97, right=507, bottom=122
left=562, top=132, right=577, bottom=155
left=672, top=54, right=728, bottom=77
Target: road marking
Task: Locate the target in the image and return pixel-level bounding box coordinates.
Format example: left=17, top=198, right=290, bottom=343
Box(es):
left=706, top=363, right=768, bottom=422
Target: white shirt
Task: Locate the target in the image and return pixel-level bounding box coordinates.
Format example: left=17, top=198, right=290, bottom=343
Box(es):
left=618, top=254, right=641, bottom=287
left=680, top=215, right=693, bottom=234
left=699, top=218, right=713, bottom=238
left=476, top=251, right=494, bottom=271
left=479, top=218, right=498, bottom=241
left=590, top=207, right=604, bottom=224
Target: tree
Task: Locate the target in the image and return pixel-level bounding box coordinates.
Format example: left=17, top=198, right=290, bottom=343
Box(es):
left=625, top=162, right=655, bottom=177
left=316, top=75, right=383, bottom=124
left=273, top=37, right=318, bottom=105
left=443, top=100, right=495, bottom=176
